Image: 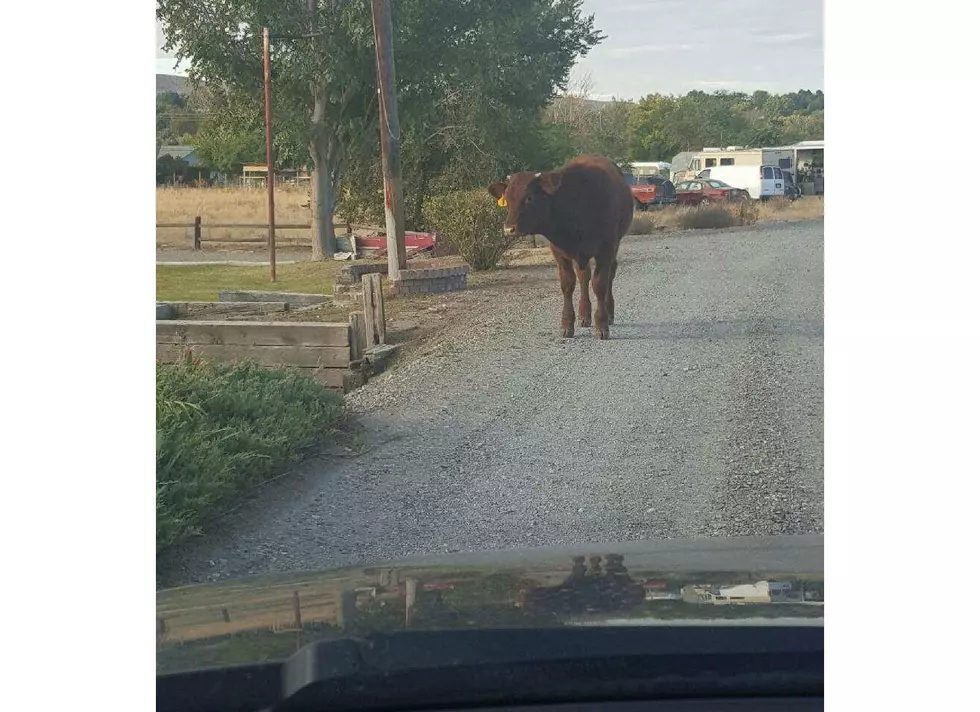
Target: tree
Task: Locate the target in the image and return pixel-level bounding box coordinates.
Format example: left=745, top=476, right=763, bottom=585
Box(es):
left=159, top=0, right=602, bottom=258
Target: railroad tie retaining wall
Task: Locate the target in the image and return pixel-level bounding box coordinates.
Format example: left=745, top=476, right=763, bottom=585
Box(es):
left=156, top=319, right=365, bottom=391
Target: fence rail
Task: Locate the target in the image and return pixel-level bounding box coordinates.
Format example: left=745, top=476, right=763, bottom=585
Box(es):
left=156, top=216, right=381, bottom=249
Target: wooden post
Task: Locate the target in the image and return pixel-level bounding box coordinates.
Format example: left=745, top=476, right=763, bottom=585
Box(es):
left=370, top=0, right=408, bottom=281
left=221, top=607, right=231, bottom=623
left=292, top=589, right=302, bottom=629
left=193, top=216, right=202, bottom=250
left=157, top=617, right=167, bottom=642
left=404, top=578, right=417, bottom=627
left=349, top=312, right=366, bottom=364
left=338, top=590, right=358, bottom=632
left=262, top=27, right=277, bottom=283
left=362, top=273, right=386, bottom=347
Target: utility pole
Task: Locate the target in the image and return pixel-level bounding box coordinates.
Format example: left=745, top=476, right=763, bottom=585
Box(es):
left=262, top=27, right=277, bottom=282
left=370, top=0, right=407, bottom=280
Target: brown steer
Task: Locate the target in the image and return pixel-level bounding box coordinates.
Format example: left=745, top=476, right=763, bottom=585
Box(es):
left=488, top=155, right=633, bottom=340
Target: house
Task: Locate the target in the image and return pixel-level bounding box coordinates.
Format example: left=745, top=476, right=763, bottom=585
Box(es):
left=157, top=144, right=198, bottom=166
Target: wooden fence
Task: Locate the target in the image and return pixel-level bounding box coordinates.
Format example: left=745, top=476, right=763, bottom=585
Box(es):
left=156, top=317, right=368, bottom=391
left=156, top=217, right=379, bottom=250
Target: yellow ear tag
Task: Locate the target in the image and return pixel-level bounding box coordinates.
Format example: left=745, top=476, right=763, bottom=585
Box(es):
left=497, top=196, right=507, bottom=207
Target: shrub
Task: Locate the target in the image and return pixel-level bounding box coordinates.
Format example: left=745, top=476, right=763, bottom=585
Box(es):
left=676, top=205, right=737, bottom=230
left=156, top=361, right=345, bottom=552
left=423, top=190, right=514, bottom=270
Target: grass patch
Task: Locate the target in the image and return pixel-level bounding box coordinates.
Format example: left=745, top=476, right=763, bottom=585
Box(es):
left=156, top=361, right=345, bottom=552
left=156, top=261, right=342, bottom=301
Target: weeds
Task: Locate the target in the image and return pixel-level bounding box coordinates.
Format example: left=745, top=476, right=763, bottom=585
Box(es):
left=676, top=205, right=737, bottom=230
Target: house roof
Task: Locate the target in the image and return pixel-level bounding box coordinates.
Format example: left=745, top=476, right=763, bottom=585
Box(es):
left=158, top=145, right=196, bottom=161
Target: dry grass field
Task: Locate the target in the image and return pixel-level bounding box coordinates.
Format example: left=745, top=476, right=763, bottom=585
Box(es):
left=629, top=196, right=824, bottom=235
left=156, top=185, right=315, bottom=248
left=157, top=187, right=823, bottom=247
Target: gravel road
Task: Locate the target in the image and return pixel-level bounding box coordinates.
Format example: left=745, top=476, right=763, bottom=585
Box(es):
left=158, top=220, right=823, bottom=588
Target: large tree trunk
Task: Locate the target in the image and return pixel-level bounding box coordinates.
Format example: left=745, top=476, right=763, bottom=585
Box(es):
left=309, top=142, right=338, bottom=260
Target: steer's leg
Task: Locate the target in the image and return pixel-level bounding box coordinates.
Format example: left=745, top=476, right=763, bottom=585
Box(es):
left=575, top=258, right=592, bottom=327
left=592, top=251, right=614, bottom=340
left=556, top=256, right=577, bottom=338
left=607, top=257, right=618, bottom=326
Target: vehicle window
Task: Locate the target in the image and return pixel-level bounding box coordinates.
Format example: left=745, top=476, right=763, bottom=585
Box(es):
left=156, top=0, right=825, bottom=677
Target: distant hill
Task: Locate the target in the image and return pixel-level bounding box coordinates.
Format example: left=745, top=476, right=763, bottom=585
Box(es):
left=157, top=74, right=189, bottom=96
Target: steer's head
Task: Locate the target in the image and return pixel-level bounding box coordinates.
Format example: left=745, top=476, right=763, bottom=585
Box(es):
left=488, top=170, right=563, bottom=238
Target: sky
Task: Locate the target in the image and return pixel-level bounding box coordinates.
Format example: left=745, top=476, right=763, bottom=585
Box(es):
left=155, top=0, right=823, bottom=99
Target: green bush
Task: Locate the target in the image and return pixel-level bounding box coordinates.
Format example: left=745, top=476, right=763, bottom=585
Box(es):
left=676, top=205, right=737, bottom=230
left=423, top=190, right=514, bottom=270
left=156, top=361, right=345, bottom=552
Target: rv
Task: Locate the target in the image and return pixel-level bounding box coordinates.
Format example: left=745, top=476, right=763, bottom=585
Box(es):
left=627, top=161, right=671, bottom=179
left=670, top=147, right=794, bottom=183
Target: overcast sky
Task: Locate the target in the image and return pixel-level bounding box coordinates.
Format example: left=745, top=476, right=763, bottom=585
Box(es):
left=156, top=0, right=823, bottom=98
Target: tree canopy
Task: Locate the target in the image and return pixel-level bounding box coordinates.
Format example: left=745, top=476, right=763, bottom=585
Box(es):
left=158, top=0, right=602, bottom=256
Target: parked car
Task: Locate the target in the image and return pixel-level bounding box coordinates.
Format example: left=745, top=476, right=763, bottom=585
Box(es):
left=674, top=179, right=750, bottom=206
left=624, top=173, right=677, bottom=210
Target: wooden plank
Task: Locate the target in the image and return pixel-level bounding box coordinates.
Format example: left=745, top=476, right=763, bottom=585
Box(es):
left=218, top=291, right=329, bottom=307
left=348, top=313, right=366, bottom=363
left=369, top=273, right=386, bottom=345
left=362, top=279, right=377, bottom=349
left=156, top=343, right=351, bottom=368
left=203, top=223, right=311, bottom=230
left=156, top=321, right=349, bottom=347
left=362, top=273, right=386, bottom=347
left=308, top=367, right=351, bottom=390
left=164, top=301, right=289, bottom=317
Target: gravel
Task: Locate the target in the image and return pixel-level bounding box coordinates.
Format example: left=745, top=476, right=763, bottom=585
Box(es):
left=157, top=220, right=824, bottom=588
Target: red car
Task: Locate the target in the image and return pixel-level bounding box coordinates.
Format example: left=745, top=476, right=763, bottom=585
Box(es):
left=674, top=179, right=750, bottom=206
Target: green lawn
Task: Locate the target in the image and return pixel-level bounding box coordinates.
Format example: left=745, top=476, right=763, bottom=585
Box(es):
left=156, top=261, right=343, bottom=301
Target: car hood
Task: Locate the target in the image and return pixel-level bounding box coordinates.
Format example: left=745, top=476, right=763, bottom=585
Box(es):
left=157, top=534, right=823, bottom=674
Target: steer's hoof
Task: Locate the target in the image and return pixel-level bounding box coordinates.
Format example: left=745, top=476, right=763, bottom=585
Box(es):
left=595, top=327, right=610, bottom=340
left=578, top=315, right=592, bottom=327
left=562, top=326, right=575, bottom=338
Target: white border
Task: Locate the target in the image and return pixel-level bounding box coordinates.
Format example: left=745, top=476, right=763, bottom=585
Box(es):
left=827, top=0, right=977, bottom=708
left=3, top=1, right=976, bottom=708
left=4, top=2, right=153, bottom=710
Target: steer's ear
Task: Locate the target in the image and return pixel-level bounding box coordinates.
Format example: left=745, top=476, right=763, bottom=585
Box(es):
left=488, top=182, right=507, bottom=200
left=537, top=171, right=562, bottom=195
